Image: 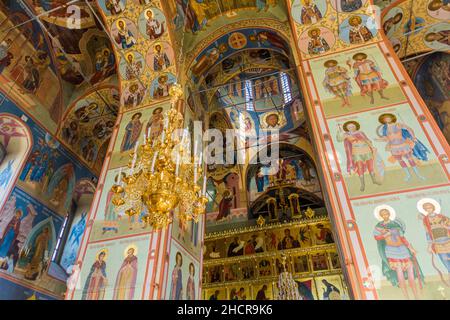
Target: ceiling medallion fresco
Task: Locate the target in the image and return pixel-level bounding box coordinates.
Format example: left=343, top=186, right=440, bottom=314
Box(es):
left=381, top=0, right=450, bottom=58
left=95, top=0, right=178, bottom=112
left=164, top=0, right=289, bottom=58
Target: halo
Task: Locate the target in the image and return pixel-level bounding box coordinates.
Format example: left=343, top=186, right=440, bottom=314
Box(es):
left=343, top=120, right=360, bottom=132
left=153, top=42, right=163, bottom=51
left=124, top=244, right=138, bottom=257
left=308, top=28, right=321, bottom=37
left=145, top=9, right=154, bottom=19
left=378, top=113, right=397, bottom=124
left=373, top=205, right=396, bottom=221
left=116, top=19, right=126, bottom=28
left=96, top=248, right=108, bottom=261
left=324, top=59, right=338, bottom=67
left=349, top=15, right=362, bottom=26
left=126, top=52, right=134, bottom=60
left=417, top=198, right=441, bottom=215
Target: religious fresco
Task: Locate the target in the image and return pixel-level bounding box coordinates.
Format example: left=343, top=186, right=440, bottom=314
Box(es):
left=95, top=0, right=178, bottom=110
left=0, top=94, right=97, bottom=298
left=351, top=186, right=450, bottom=299
left=0, top=98, right=96, bottom=216
left=410, top=52, right=450, bottom=145
left=88, top=166, right=152, bottom=243
left=0, top=187, right=65, bottom=296
left=290, top=1, right=381, bottom=60
left=58, top=86, right=119, bottom=174
left=0, top=115, right=32, bottom=210
left=0, top=1, right=63, bottom=134
left=308, top=44, right=406, bottom=117
left=109, top=103, right=171, bottom=169
left=328, top=103, right=448, bottom=198
left=165, top=240, right=201, bottom=300
left=165, top=0, right=289, bottom=57
left=381, top=0, right=450, bottom=59
left=72, top=234, right=150, bottom=300
left=288, top=0, right=450, bottom=299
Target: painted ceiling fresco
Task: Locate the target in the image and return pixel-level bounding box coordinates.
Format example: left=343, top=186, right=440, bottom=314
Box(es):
left=381, top=0, right=450, bottom=58
left=163, top=0, right=290, bottom=69
left=0, top=1, right=119, bottom=172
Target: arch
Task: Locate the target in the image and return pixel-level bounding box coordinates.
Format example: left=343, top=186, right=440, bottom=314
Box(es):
left=0, top=114, right=33, bottom=212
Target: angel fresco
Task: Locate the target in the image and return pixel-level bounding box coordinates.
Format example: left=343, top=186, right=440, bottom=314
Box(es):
left=373, top=205, right=424, bottom=300
left=375, top=113, right=429, bottom=182
left=347, top=53, right=389, bottom=104
left=337, top=121, right=383, bottom=191
left=416, top=198, right=450, bottom=277
left=323, top=60, right=352, bottom=107
left=307, top=28, right=330, bottom=55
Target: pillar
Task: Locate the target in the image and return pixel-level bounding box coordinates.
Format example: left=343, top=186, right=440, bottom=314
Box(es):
left=286, top=0, right=450, bottom=299
left=66, top=0, right=204, bottom=300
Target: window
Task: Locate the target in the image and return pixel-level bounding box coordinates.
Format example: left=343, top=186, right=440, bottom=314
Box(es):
left=245, top=79, right=254, bottom=111
left=280, top=72, right=292, bottom=104
left=52, top=213, right=71, bottom=262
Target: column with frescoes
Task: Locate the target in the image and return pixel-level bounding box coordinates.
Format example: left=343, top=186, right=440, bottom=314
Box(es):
left=66, top=0, right=204, bottom=300
left=287, top=0, right=450, bottom=299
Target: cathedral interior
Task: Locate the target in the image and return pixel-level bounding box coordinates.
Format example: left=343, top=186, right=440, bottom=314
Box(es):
left=0, top=0, right=448, bottom=301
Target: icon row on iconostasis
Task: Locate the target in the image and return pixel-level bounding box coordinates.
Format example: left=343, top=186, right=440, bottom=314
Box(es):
left=203, top=249, right=341, bottom=285
left=203, top=273, right=348, bottom=300
left=204, top=220, right=335, bottom=261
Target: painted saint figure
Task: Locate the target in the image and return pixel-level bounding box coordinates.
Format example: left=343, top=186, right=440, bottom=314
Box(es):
left=113, top=246, right=138, bottom=300
left=425, top=30, right=450, bottom=47
left=186, top=263, right=196, bottom=300
left=124, top=53, right=142, bottom=80
left=340, top=0, right=363, bottom=12
left=103, top=190, right=119, bottom=234
left=300, top=0, right=323, bottom=24
left=114, top=20, right=136, bottom=49
left=216, top=190, right=233, bottom=221
left=145, top=9, right=165, bottom=40
left=153, top=44, right=171, bottom=71
left=323, top=60, right=352, bottom=107
left=348, top=15, right=373, bottom=44
left=376, top=113, right=429, bottom=181
left=373, top=205, right=424, bottom=300
left=348, top=53, right=389, bottom=104
left=307, top=28, right=330, bottom=55
left=105, top=0, right=124, bottom=15
left=24, top=227, right=51, bottom=281
left=153, top=75, right=171, bottom=99
left=337, top=121, right=383, bottom=191
left=82, top=250, right=108, bottom=300
left=121, top=112, right=143, bottom=152
left=417, top=198, right=450, bottom=279
left=146, top=107, right=164, bottom=142
left=170, top=252, right=183, bottom=300
left=0, top=209, right=22, bottom=258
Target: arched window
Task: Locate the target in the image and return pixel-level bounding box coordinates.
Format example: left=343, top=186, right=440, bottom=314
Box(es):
left=0, top=114, right=32, bottom=211
left=49, top=180, right=95, bottom=279
left=280, top=72, right=292, bottom=104
left=245, top=79, right=254, bottom=111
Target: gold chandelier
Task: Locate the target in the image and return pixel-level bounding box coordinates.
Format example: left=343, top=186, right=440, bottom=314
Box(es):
left=110, top=84, right=208, bottom=229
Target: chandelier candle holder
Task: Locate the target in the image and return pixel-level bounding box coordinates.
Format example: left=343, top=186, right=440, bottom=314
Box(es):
left=111, top=84, right=208, bottom=229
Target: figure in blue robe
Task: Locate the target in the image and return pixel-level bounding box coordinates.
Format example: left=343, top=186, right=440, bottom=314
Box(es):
left=0, top=160, right=14, bottom=188
left=0, top=212, right=21, bottom=258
